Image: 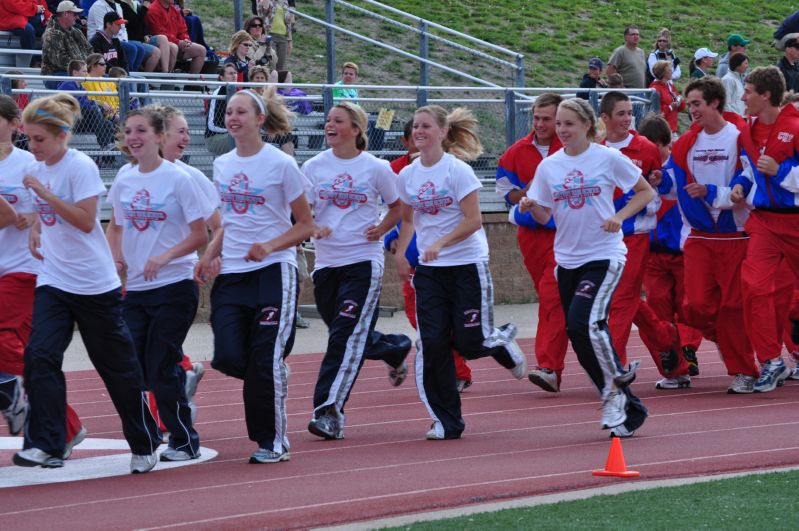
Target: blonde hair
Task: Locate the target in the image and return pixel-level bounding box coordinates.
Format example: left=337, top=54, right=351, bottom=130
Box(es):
left=231, top=86, right=295, bottom=135
left=229, top=30, right=255, bottom=56
left=249, top=65, right=269, bottom=81
left=342, top=61, right=359, bottom=75
left=782, top=90, right=799, bottom=106
left=414, top=105, right=483, bottom=161
left=22, top=93, right=81, bottom=137
left=332, top=101, right=369, bottom=151
left=558, top=98, right=599, bottom=142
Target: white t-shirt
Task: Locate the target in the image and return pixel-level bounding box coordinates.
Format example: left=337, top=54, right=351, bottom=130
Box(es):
left=688, top=122, right=741, bottom=223
left=303, top=149, right=399, bottom=269
left=214, top=143, right=305, bottom=273
left=175, top=159, right=220, bottom=217
left=108, top=160, right=214, bottom=291
left=528, top=143, right=641, bottom=268
left=0, top=148, right=39, bottom=277
left=605, top=133, right=633, bottom=151
left=28, top=149, right=120, bottom=295
left=397, top=153, right=489, bottom=266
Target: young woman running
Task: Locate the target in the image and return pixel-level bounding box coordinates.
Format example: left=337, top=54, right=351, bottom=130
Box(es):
left=521, top=98, right=653, bottom=437
left=106, top=106, right=213, bottom=462
left=303, top=102, right=412, bottom=440
left=15, top=93, right=161, bottom=472
left=395, top=105, right=527, bottom=441
left=0, top=95, right=86, bottom=454
left=195, top=88, right=313, bottom=464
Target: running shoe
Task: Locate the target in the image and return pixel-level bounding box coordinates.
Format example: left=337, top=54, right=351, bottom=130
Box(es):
left=614, top=360, right=640, bottom=386
left=160, top=447, right=199, bottom=462
left=250, top=447, right=290, bottom=464
left=655, top=375, right=691, bottom=389
left=2, top=376, right=28, bottom=436
left=528, top=367, right=559, bottom=392
left=295, top=313, right=311, bottom=329
left=130, top=453, right=157, bottom=474
left=503, top=337, right=527, bottom=380
left=14, top=448, right=63, bottom=468
left=754, top=358, right=790, bottom=393
left=185, top=362, right=205, bottom=423
left=727, top=374, right=755, bottom=394
left=600, top=390, right=627, bottom=429
left=425, top=422, right=461, bottom=440
left=308, top=413, right=344, bottom=440
left=388, top=360, right=408, bottom=387
left=456, top=379, right=473, bottom=393
left=609, top=424, right=635, bottom=438
left=682, top=346, right=699, bottom=376
left=63, top=426, right=87, bottom=459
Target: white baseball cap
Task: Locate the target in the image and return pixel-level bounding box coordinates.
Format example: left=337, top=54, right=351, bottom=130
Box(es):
left=693, top=47, right=718, bottom=61
left=56, top=1, right=83, bottom=13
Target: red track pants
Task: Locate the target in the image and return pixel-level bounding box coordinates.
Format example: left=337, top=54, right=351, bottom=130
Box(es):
left=516, top=228, right=569, bottom=376
left=0, top=272, right=82, bottom=440
left=742, top=211, right=799, bottom=364
left=609, top=234, right=650, bottom=366
left=683, top=235, right=756, bottom=377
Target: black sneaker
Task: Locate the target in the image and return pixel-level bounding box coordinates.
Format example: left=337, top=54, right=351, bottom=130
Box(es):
left=682, top=346, right=699, bottom=376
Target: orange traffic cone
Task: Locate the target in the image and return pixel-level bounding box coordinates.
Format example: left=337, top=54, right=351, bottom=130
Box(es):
left=592, top=436, right=640, bottom=478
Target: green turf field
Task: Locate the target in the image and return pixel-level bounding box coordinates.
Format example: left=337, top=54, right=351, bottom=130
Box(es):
left=385, top=469, right=799, bottom=529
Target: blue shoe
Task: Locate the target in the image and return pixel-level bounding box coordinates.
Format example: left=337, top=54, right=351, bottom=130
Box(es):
left=754, top=358, right=790, bottom=393
left=249, top=447, right=290, bottom=464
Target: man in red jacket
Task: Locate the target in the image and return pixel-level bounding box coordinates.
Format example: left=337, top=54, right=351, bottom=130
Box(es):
left=145, top=0, right=205, bottom=73
left=0, top=0, right=51, bottom=51
left=496, top=93, right=569, bottom=392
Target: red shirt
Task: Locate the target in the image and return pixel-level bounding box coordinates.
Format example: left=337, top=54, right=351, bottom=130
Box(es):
left=145, top=0, right=189, bottom=45
left=0, top=0, right=51, bottom=32
left=390, top=153, right=413, bottom=174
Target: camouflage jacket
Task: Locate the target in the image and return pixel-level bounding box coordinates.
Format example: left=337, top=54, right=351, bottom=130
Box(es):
left=41, top=17, right=92, bottom=76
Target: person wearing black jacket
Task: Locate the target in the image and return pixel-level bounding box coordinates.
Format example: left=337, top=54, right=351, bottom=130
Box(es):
left=90, top=11, right=129, bottom=70
left=578, top=57, right=607, bottom=100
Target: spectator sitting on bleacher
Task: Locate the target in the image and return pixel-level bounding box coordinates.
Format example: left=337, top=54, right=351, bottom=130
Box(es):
left=245, top=15, right=276, bottom=72
left=145, top=0, right=205, bottom=74
left=0, top=0, right=51, bottom=53
left=81, top=0, right=98, bottom=10
left=108, top=65, right=140, bottom=109
left=41, top=1, right=92, bottom=89
left=118, top=0, right=176, bottom=73
left=276, top=70, right=312, bottom=115
left=204, top=62, right=236, bottom=155
left=56, top=58, right=116, bottom=149
left=87, top=0, right=160, bottom=72
left=6, top=71, right=31, bottom=149
left=90, top=11, right=129, bottom=71
left=223, top=30, right=256, bottom=83
left=177, top=1, right=207, bottom=49
left=332, top=62, right=359, bottom=100
left=83, top=52, right=120, bottom=120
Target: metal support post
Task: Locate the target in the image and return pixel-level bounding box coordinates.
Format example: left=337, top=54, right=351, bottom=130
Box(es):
left=504, top=89, right=516, bottom=148
left=326, top=0, right=337, bottom=84
left=419, top=20, right=429, bottom=87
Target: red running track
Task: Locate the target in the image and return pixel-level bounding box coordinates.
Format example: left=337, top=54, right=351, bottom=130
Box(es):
left=2, top=334, right=799, bottom=530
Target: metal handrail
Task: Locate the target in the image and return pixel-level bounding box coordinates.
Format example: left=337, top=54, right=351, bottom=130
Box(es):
left=349, top=0, right=522, bottom=59
left=333, top=0, right=518, bottom=70
left=291, top=10, right=501, bottom=89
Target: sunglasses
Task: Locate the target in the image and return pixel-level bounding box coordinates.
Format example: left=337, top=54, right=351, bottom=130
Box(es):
left=250, top=23, right=263, bottom=28
left=657, top=39, right=668, bottom=43
left=241, top=43, right=253, bottom=48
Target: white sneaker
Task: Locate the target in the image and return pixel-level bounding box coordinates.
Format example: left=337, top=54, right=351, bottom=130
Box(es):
left=609, top=424, right=635, bottom=438
left=727, top=374, right=755, bottom=394
left=655, top=375, right=691, bottom=390
left=160, top=447, right=199, bottom=462
left=185, top=362, right=205, bottom=423
left=426, top=422, right=444, bottom=440
left=14, top=447, right=63, bottom=468
left=130, top=452, right=157, bottom=474
left=600, top=391, right=627, bottom=429
left=527, top=367, right=559, bottom=392
left=505, top=339, right=527, bottom=380
left=63, top=426, right=88, bottom=459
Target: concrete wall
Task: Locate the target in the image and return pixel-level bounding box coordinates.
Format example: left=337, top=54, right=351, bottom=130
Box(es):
left=196, top=212, right=536, bottom=321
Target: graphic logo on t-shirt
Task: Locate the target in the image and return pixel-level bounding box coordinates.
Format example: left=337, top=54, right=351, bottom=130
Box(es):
left=33, top=185, right=57, bottom=226
left=463, top=308, right=481, bottom=328
left=340, top=299, right=359, bottom=318
left=553, top=170, right=601, bottom=209
left=692, top=149, right=730, bottom=165
left=411, top=181, right=454, bottom=215
left=219, top=172, right=266, bottom=215
left=317, top=173, right=368, bottom=209
left=122, top=188, right=168, bottom=232
left=777, top=132, right=795, bottom=143
left=0, top=187, right=18, bottom=205
left=259, top=306, right=280, bottom=326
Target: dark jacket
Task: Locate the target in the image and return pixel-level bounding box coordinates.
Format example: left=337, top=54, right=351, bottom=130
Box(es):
left=90, top=30, right=129, bottom=71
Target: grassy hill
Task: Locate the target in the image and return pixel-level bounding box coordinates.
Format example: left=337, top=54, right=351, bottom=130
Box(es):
left=194, top=0, right=797, bottom=88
